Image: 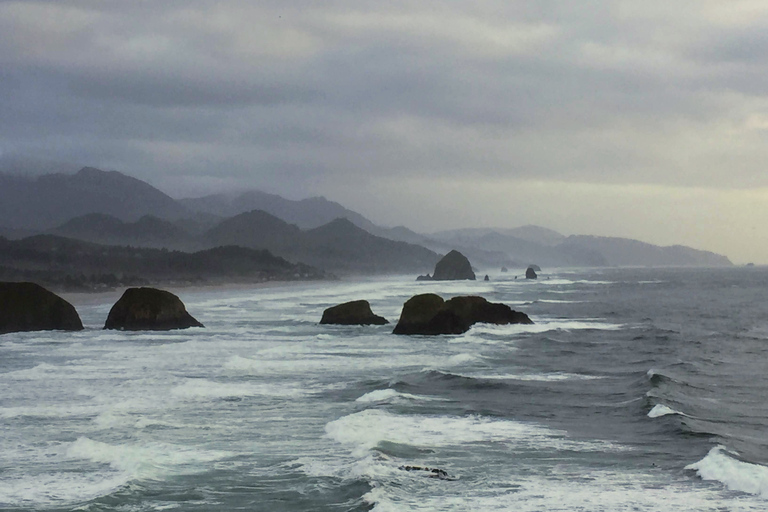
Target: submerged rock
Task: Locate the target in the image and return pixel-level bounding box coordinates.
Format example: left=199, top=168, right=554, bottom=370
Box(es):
left=393, top=293, right=532, bottom=335
left=399, top=465, right=454, bottom=480
left=320, top=300, right=388, bottom=325
left=104, top=287, right=203, bottom=331
left=432, top=250, right=475, bottom=281
left=526, top=267, right=538, bottom=279
left=0, top=282, right=83, bottom=334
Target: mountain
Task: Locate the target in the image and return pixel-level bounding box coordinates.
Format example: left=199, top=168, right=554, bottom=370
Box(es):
left=0, top=167, right=190, bottom=230
left=561, top=236, right=733, bottom=267
left=180, top=190, right=380, bottom=231
left=299, top=218, right=439, bottom=274
left=428, top=227, right=731, bottom=269
left=203, top=210, right=303, bottom=250
left=0, top=235, right=327, bottom=292
left=51, top=213, right=196, bottom=249
left=202, top=213, right=440, bottom=274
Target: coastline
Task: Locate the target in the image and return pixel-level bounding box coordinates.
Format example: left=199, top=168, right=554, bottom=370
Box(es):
left=60, top=279, right=323, bottom=306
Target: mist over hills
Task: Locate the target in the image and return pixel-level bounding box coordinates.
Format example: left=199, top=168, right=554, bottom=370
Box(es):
left=0, top=234, right=326, bottom=291
left=0, top=167, right=189, bottom=230
left=0, top=166, right=734, bottom=273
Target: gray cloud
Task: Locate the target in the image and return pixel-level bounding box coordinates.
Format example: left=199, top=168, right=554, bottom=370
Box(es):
left=3, top=1, right=768, bottom=261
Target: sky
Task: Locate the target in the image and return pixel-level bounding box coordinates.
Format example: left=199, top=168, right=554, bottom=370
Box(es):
left=2, top=1, right=768, bottom=263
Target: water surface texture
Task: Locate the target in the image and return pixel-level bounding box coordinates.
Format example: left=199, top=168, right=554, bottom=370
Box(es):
left=3, top=267, right=768, bottom=511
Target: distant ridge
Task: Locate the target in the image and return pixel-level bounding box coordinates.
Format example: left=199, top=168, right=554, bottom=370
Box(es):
left=52, top=213, right=196, bottom=250
left=179, top=190, right=379, bottom=231
left=202, top=212, right=440, bottom=274
left=0, top=167, right=190, bottom=230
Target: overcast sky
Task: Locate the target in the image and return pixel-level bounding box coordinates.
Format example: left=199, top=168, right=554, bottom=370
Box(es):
left=2, top=1, right=768, bottom=262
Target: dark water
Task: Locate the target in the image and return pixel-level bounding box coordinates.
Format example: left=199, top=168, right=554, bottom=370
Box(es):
left=3, top=267, right=768, bottom=510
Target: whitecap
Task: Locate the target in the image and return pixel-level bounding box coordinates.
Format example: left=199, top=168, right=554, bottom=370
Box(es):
left=686, top=445, right=768, bottom=497
left=325, top=409, right=623, bottom=458
left=647, top=404, right=682, bottom=418
left=66, top=436, right=234, bottom=481
left=355, top=389, right=448, bottom=403
left=171, top=379, right=308, bottom=399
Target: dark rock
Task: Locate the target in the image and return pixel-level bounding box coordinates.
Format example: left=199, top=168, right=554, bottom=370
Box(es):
left=0, top=282, right=83, bottom=334
left=416, top=274, right=433, bottom=281
left=392, top=293, right=447, bottom=334
left=399, top=465, right=453, bottom=480
left=528, top=264, right=542, bottom=272
left=484, top=275, right=489, bottom=281
left=432, top=250, right=475, bottom=281
left=320, top=300, right=388, bottom=325
left=393, top=293, right=532, bottom=335
left=526, top=267, right=538, bottom=279
left=501, top=266, right=508, bottom=273
left=104, top=287, right=203, bottom=330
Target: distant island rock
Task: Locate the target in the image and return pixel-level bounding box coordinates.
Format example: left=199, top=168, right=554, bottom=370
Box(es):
left=416, top=274, right=432, bottom=281
left=526, top=267, right=538, bottom=279
left=320, top=300, right=388, bottom=325
left=0, top=282, right=83, bottom=334
left=393, top=293, right=532, bottom=335
left=104, top=287, right=204, bottom=331
left=432, top=250, right=476, bottom=281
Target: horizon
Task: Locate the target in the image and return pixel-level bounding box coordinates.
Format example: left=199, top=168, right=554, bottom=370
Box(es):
left=2, top=2, right=768, bottom=263
left=0, top=164, right=743, bottom=265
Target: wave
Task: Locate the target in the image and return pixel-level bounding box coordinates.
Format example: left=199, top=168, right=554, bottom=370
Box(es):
left=325, top=409, right=623, bottom=457
left=355, top=389, right=448, bottom=403
left=171, top=379, right=309, bottom=399
left=686, top=446, right=768, bottom=497
left=647, top=404, right=684, bottom=418
left=67, top=436, right=234, bottom=481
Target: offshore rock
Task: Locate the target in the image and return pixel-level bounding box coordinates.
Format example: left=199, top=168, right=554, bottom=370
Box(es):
left=393, top=293, right=532, bottom=335
left=416, top=273, right=433, bottom=281
left=526, top=267, right=538, bottom=279
left=0, top=282, right=84, bottom=334
left=320, top=300, right=388, bottom=325
left=104, top=287, right=203, bottom=331
left=432, top=250, right=476, bottom=281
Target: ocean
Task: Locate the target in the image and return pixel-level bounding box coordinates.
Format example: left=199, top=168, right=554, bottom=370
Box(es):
left=3, top=267, right=768, bottom=511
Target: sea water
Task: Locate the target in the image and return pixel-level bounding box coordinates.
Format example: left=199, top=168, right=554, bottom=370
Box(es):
left=3, top=267, right=768, bottom=511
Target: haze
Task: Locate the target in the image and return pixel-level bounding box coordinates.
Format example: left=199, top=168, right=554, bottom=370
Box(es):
left=1, top=1, right=767, bottom=263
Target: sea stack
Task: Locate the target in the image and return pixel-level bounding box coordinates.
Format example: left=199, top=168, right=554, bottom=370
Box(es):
left=432, top=250, right=476, bottom=281
left=526, top=267, right=538, bottom=279
left=393, top=293, right=532, bottom=335
left=104, top=287, right=203, bottom=331
left=320, top=300, right=388, bottom=325
left=0, top=282, right=84, bottom=334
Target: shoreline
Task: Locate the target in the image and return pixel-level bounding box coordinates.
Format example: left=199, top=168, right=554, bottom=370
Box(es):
left=60, top=278, right=328, bottom=306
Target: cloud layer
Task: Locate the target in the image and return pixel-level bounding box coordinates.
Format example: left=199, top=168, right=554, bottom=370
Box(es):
left=2, top=1, right=768, bottom=261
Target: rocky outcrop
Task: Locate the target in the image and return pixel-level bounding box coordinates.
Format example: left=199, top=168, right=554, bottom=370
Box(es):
left=320, top=300, right=388, bottom=325
left=393, top=293, right=532, bottom=335
left=526, top=267, right=538, bottom=279
left=432, top=250, right=475, bottom=281
left=416, top=274, right=432, bottom=281
left=104, top=287, right=203, bottom=330
left=0, top=282, right=84, bottom=334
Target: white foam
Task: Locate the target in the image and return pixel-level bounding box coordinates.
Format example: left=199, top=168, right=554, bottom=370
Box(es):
left=171, top=379, right=308, bottom=399
left=470, top=319, right=622, bottom=336
left=66, top=436, right=234, bottom=480
left=648, top=404, right=682, bottom=418
left=355, top=389, right=448, bottom=403
left=686, top=446, right=768, bottom=497
left=326, top=409, right=622, bottom=458
left=471, top=372, right=604, bottom=382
